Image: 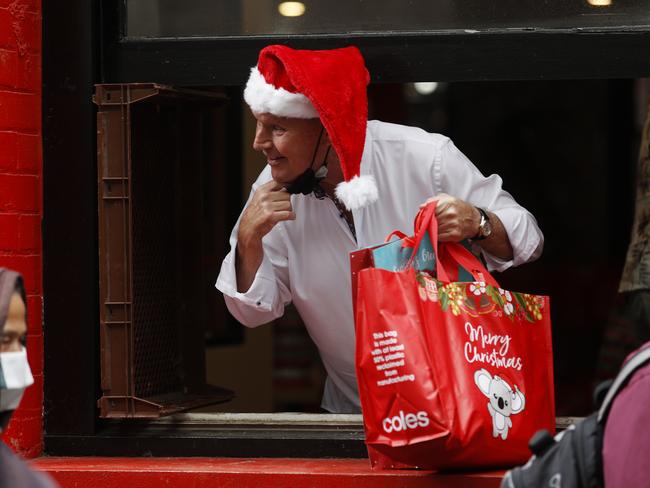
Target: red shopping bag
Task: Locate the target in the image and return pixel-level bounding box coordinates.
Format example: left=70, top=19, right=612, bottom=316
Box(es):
left=351, top=203, right=555, bottom=470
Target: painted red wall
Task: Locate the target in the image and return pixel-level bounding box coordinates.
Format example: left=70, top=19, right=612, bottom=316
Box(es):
left=0, top=0, right=43, bottom=458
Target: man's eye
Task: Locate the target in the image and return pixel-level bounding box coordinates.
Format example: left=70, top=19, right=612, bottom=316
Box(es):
left=272, top=126, right=286, bottom=132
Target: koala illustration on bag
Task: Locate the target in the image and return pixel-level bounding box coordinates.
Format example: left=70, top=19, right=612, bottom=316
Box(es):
left=474, top=368, right=526, bottom=440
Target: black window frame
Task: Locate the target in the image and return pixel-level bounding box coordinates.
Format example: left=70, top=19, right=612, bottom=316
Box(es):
left=43, top=0, right=650, bottom=457
left=103, top=0, right=650, bottom=85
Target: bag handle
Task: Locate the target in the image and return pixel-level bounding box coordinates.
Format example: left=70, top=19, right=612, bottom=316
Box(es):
left=407, top=201, right=500, bottom=287
left=441, top=241, right=500, bottom=287
left=406, top=202, right=450, bottom=281
left=385, top=230, right=414, bottom=246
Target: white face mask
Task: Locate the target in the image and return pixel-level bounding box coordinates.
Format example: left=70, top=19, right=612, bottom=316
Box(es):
left=0, top=347, right=34, bottom=411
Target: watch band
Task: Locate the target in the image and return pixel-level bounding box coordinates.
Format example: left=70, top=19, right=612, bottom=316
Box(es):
left=472, top=207, right=490, bottom=241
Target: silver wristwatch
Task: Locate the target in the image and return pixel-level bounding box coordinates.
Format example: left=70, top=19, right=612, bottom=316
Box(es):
left=472, top=207, right=492, bottom=241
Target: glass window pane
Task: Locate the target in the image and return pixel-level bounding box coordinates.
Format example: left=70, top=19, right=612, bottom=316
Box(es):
left=127, top=0, right=650, bottom=39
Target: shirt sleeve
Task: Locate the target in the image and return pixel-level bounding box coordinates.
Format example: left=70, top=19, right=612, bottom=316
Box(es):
left=215, top=171, right=292, bottom=327
left=434, top=139, right=544, bottom=272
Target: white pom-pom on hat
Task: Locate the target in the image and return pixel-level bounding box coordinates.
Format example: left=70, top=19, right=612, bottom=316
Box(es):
left=335, top=175, right=378, bottom=211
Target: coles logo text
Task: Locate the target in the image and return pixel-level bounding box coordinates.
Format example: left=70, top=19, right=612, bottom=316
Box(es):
left=382, top=410, right=430, bottom=433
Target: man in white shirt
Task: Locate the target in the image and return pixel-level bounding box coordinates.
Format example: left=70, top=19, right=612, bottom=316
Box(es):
left=216, top=45, right=543, bottom=413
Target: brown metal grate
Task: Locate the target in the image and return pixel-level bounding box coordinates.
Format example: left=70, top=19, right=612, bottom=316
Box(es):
left=95, top=84, right=234, bottom=418
left=131, top=104, right=180, bottom=397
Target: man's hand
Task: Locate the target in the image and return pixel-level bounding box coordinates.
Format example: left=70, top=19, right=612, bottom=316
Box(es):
left=420, top=193, right=480, bottom=242
left=235, top=181, right=295, bottom=293
left=239, top=180, right=296, bottom=246
left=420, top=193, right=514, bottom=260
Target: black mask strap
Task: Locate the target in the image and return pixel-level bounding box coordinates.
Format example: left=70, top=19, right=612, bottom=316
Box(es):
left=308, top=127, right=325, bottom=170
left=286, top=127, right=326, bottom=195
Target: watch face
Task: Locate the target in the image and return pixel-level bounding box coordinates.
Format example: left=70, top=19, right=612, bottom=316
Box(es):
left=482, top=220, right=493, bottom=237
left=478, top=208, right=492, bottom=238
left=473, top=207, right=492, bottom=240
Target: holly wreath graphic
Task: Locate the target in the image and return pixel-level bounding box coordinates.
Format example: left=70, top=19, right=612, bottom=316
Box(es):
left=415, top=271, right=544, bottom=322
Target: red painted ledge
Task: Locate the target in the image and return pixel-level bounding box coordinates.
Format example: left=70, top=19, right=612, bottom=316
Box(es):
left=31, top=457, right=504, bottom=488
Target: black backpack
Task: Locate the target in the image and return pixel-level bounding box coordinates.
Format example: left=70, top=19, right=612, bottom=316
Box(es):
left=501, top=344, right=650, bottom=488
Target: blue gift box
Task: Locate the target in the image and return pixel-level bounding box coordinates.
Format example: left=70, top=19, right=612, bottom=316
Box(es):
left=371, top=232, right=435, bottom=272
left=370, top=234, right=478, bottom=282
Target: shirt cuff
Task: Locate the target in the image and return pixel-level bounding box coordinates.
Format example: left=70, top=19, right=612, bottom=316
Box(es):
left=481, top=208, right=543, bottom=273
left=215, top=249, right=277, bottom=312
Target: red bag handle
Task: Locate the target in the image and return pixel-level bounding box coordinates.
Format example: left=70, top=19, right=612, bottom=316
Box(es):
left=385, top=230, right=406, bottom=242
left=407, top=202, right=450, bottom=281
left=385, top=230, right=416, bottom=247
left=441, top=242, right=500, bottom=287
left=407, top=201, right=500, bottom=287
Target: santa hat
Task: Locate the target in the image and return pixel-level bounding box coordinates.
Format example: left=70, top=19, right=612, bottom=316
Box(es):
left=244, top=45, right=378, bottom=210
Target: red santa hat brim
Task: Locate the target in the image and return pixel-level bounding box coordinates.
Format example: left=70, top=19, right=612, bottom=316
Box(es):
left=244, top=67, right=319, bottom=119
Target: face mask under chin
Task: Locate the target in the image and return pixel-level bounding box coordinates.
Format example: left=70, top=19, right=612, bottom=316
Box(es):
left=285, top=143, right=331, bottom=197
left=284, top=126, right=331, bottom=196
left=286, top=163, right=330, bottom=197
left=286, top=167, right=317, bottom=195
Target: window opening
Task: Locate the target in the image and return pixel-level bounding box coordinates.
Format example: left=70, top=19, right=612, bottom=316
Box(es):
left=96, top=79, right=636, bottom=420
left=125, top=0, right=650, bottom=38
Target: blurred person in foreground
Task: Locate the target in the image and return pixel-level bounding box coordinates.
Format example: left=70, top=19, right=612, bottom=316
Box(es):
left=0, top=268, right=56, bottom=487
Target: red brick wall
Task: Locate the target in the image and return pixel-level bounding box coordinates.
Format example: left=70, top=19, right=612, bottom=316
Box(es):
left=0, top=0, right=43, bottom=458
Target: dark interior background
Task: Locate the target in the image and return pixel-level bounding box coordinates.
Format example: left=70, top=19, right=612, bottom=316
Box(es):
left=365, top=79, right=637, bottom=415
left=202, top=79, right=639, bottom=416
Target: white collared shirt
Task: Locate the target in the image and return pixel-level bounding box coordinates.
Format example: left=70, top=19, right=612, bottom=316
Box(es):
left=216, top=120, right=543, bottom=413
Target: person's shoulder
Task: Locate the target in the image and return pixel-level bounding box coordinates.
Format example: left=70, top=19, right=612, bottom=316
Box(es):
left=367, top=120, right=450, bottom=148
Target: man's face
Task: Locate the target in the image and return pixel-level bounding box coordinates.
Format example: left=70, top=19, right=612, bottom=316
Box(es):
left=252, top=112, right=325, bottom=184
left=1, top=293, right=27, bottom=353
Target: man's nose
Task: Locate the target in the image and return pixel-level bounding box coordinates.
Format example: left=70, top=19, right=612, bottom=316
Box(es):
left=253, top=128, right=272, bottom=151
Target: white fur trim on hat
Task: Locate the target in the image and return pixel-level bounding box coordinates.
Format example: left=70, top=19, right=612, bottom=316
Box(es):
left=335, top=174, right=378, bottom=211
left=244, top=67, right=319, bottom=119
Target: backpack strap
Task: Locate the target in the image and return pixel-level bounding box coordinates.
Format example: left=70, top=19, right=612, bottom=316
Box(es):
left=597, top=343, right=650, bottom=423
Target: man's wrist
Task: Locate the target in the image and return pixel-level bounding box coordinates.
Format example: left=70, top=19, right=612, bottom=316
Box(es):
left=235, top=236, right=264, bottom=294
left=237, top=226, right=264, bottom=252
left=237, top=238, right=263, bottom=262
left=471, top=207, right=492, bottom=241
left=471, top=206, right=482, bottom=239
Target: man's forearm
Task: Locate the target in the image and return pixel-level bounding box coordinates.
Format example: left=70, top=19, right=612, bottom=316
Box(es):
left=235, top=238, right=264, bottom=293
left=476, top=212, right=514, bottom=261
